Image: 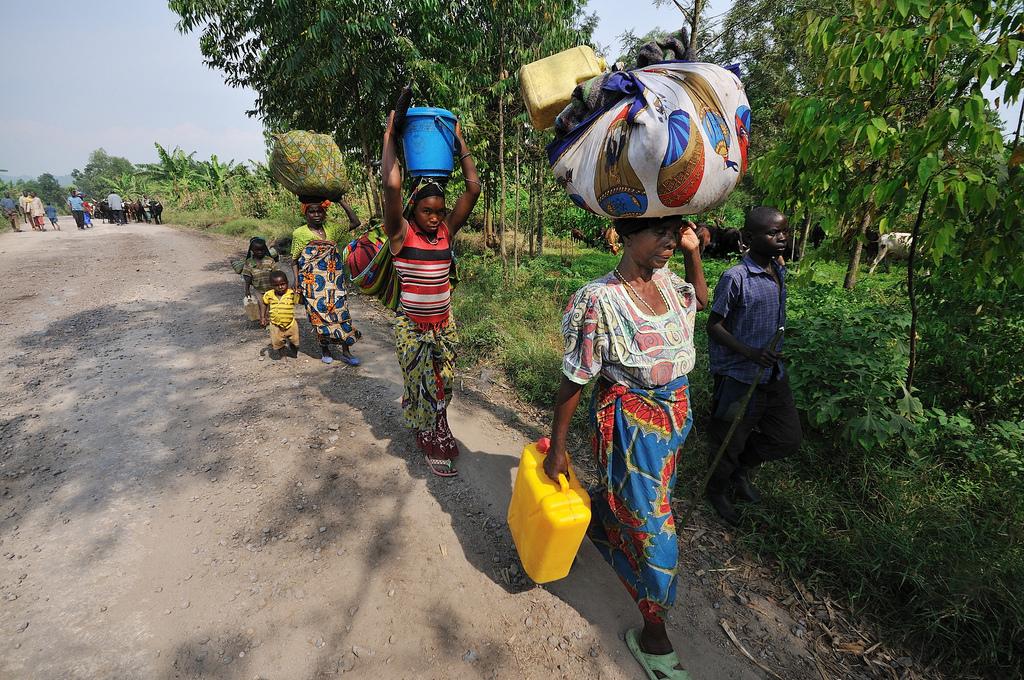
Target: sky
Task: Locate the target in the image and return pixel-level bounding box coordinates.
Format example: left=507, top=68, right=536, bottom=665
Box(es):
left=1, top=1, right=265, bottom=179
left=586, top=0, right=732, bottom=59
left=2, top=0, right=1018, bottom=179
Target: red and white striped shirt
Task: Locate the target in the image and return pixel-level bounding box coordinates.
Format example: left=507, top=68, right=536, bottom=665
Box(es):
left=394, top=222, right=453, bottom=328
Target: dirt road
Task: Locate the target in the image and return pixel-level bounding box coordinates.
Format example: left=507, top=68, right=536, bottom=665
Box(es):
left=0, top=221, right=818, bottom=679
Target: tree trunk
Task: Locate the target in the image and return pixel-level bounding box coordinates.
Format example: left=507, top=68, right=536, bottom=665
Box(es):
left=798, top=209, right=812, bottom=261
left=513, top=138, right=521, bottom=273
left=843, top=208, right=871, bottom=290
left=537, top=175, right=545, bottom=256
left=528, top=159, right=537, bottom=257
left=687, top=0, right=706, bottom=57
left=363, top=176, right=374, bottom=219
left=361, top=138, right=382, bottom=217
left=1013, top=94, right=1023, bottom=149
left=498, top=42, right=508, bottom=269
left=481, top=182, right=493, bottom=250
left=905, top=187, right=930, bottom=393
left=491, top=181, right=500, bottom=249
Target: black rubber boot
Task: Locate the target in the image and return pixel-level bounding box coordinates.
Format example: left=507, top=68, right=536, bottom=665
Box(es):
left=707, top=491, right=740, bottom=526
left=732, top=467, right=762, bottom=504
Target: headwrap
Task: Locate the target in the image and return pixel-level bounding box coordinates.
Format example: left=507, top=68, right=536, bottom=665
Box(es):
left=301, top=199, right=332, bottom=215
left=403, top=178, right=447, bottom=219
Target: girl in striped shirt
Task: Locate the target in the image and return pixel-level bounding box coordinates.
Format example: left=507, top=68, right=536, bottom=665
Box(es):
left=381, top=108, right=481, bottom=477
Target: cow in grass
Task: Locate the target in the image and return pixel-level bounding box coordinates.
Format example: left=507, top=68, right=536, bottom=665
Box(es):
left=702, top=224, right=744, bottom=259
left=868, top=232, right=913, bottom=274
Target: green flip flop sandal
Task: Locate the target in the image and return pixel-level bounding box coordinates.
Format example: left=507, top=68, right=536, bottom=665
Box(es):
left=625, top=628, right=693, bottom=680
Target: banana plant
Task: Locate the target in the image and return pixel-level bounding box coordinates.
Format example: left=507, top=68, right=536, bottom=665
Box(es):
left=139, top=143, right=201, bottom=197
left=98, top=172, right=151, bottom=197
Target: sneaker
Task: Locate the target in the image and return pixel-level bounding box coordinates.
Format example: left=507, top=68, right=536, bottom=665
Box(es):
left=321, top=355, right=333, bottom=364
left=269, top=348, right=282, bottom=361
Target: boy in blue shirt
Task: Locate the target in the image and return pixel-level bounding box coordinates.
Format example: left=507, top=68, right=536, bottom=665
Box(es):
left=44, top=204, right=59, bottom=230
left=705, top=207, right=802, bottom=525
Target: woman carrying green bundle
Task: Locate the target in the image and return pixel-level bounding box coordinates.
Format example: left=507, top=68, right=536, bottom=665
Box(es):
left=381, top=110, right=480, bottom=477
left=291, top=197, right=362, bottom=365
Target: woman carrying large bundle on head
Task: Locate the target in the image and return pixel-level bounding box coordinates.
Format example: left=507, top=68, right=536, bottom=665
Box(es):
left=291, top=196, right=363, bottom=365
left=381, top=106, right=481, bottom=478
left=544, top=215, right=708, bottom=679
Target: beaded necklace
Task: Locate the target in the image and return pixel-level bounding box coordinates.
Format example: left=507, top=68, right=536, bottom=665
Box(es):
left=614, top=267, right=670, bottom=316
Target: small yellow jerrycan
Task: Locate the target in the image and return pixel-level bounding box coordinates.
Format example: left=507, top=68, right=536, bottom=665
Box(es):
left=519, top=45, right=607, bottom=131
left=507, top=438, right=591, bottom=583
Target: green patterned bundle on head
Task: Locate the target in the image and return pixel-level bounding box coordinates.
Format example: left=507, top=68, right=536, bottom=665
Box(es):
left=270, top=130, right=352, bottom=201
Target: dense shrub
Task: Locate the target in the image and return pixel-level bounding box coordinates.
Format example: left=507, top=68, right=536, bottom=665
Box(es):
left=786, top=280, right=916, bottom=450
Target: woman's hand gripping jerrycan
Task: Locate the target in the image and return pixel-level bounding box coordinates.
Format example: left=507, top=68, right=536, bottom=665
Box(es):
left=507, top=438, right=591, bottom=584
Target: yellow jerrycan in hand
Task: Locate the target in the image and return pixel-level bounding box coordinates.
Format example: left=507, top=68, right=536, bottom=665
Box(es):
left=507, top=438, right=591, bottom=584
left=519, top=45, right=607, bottom=130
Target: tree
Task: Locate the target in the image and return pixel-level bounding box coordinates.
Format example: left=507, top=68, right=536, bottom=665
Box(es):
left=170, top=0, right=468, bottom=202
left=99, top=172, right=151, bottom=198
left=757, top=0, right=1023, bottom=390
left=707, top=0, right=849, bottom=150
left=71, top=149, right=137, bottom=198
left=170, top=0, right=594, bottom=261
left=34, top=173, right=65, bottom=207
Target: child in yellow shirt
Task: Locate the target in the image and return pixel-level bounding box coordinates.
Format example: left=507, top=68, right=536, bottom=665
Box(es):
left=259, top=271, right=300, bottom=359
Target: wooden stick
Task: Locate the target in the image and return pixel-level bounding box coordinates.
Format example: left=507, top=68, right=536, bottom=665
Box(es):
left=719, top=619, right=785, bottom=680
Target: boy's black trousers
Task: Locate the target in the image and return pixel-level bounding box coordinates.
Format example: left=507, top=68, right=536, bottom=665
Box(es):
left=706, top=373, right=802, bottom=492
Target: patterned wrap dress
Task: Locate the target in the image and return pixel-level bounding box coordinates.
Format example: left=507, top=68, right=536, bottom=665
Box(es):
left=562, top=267, right=697, bottom=624
left=291, top=223, right=358, bottom=347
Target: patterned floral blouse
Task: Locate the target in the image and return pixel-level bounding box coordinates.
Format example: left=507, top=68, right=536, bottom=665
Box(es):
left=562, top=267, right=697, bottom=389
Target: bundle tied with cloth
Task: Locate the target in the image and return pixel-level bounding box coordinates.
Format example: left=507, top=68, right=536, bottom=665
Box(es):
left=342, top=223, right=402, bottom=312
left=269, top=130, right=353, bottom=201
left=524, top=28, right=751, bottom=219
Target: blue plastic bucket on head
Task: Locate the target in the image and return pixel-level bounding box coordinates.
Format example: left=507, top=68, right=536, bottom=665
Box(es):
left=402, top=107, right=458, bottom=178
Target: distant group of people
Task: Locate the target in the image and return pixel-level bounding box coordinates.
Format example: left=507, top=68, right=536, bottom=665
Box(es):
left=1, top=189, right=164, bottom=233
left=2, top=191, right=61, bottom=232
left=90, top=192, right=164, bottom=226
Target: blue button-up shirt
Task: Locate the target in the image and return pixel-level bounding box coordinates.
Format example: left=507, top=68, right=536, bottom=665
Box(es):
left=68, top=195, right=84, bottom=211
left=709, top=255, right=787, bottom=384
left=0, top=197, right=15, bottom=212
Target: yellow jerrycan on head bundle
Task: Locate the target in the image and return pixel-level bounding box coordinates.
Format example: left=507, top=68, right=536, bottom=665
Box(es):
left=519, top=45, right=607, bottom=131
left=507, top=438, right=591, bottom=583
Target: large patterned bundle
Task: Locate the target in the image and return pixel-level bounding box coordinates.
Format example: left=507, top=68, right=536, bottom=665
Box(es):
left=547, top=62, right=750, bottom=219
left=343, top=228, right=402, bottom=312
left=270, top=131, right=352, bottom=201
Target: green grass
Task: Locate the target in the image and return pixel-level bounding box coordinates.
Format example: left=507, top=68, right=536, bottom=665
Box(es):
left=164, top=207, right=297, bottom=242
